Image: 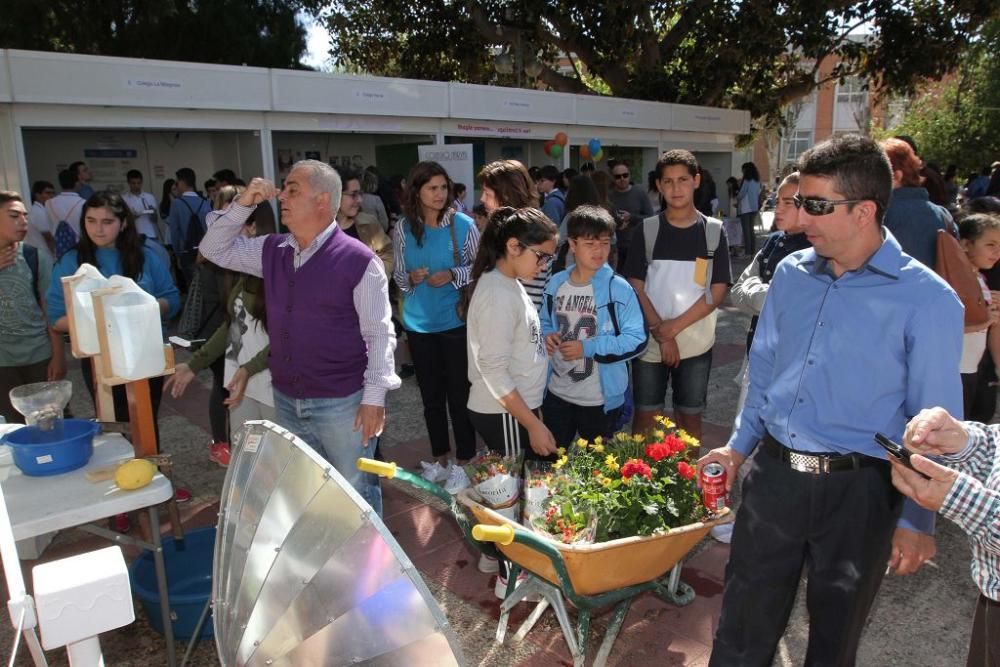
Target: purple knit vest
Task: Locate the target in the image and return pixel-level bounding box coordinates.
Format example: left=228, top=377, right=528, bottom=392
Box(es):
left=263, top=228, right=373, bottom=398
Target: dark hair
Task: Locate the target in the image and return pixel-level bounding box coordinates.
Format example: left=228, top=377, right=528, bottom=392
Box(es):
left=402, top=161, right=452, bottom=246
left=472, top=203, right=488, bottom=217
left=565, top=174, right=602, bottom=211
left=647, top=170, right=659, bottom=194
left=741, top=161, right=761, bottom=182
left=77, top=191, right=145, bottom=280
left=159, top=179, right=175, bottom=218
left=0, top=190, right=24, bottom=207
left=959, top=213, right=1000, bottom=242
left=478, top=160, right=539, bottom=209
left=204, top=178, right=217, bottom=191
left=655, top=150, right=699, bottom=179
left=561, top=168, right=577, bottom=189
left=58, top=169, right=75, bottom=190
left=213, top=169, right=238, bottom=185
left=881, top=138, right=923, bottom=188
left=68, top=161, right=86, bottom=182
left=528, top=166, right=542, bottom=182
left=31, top=181, right=54, bottom=201
left=470, top=207, right=557, bottom=289
left=566, top=205, right=616, bottom=239
left=335, top=165, right=363, bottom=189
left=175, top=167, right=197, bottom=189
left=590, top=171, right=612, bottom=206
left=538, top=165, right=561, bottom=183
left=988, top=171, right=1000, bottom=198
left=945, top=164, right=958, bottom=181
left=126, top=169, right=142, bottom=181
left=454, top=182, right=467, bottom=196
left=796, top=134, right=892, bottom=223
left=966, top=197, right=1000, bottom=216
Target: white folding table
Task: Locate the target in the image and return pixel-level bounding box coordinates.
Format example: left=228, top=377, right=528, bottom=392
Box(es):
left=0, top=431, right=178, bottom=667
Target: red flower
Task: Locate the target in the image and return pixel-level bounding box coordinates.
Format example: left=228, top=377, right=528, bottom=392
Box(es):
left=677, top=461, right=696, bottom=480
left=663, top=434, right=686, bottom=456
left=621, top=458, right=652, bottom=480
left=644, top=442, right=671, bottom=462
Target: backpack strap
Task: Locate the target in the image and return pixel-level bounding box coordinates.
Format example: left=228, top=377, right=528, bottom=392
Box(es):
left=702, top=214, right=723, bottom=305
left=23, top=244, right=40, bottom=303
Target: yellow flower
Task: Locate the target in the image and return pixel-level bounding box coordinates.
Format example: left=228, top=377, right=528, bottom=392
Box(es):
left=622, top=476, right=631, bottom=485
left=653, top=429, right=666, bottom=440
left=592, top=443, right=605, bottom=453
left=552, top=458, right=565, bottom=470
left=594, top=436, right=603, bottom=446
left=601, top=477, right=612, bottom=487
left=655, top=415, right=676, bottom=429
left=632, top=433, right=645, bottom=443
left=678, top=430, right=700, bottom=447
left=557, top=446, right=567, bottom=457
left=576, top=437, right=589, bottom=449
left=605, top=455, right=620, bottom=471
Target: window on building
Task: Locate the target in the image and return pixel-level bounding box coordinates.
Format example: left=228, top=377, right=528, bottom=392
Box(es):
left=782, top=129, right=813, bottom=165
left=836, top=76, right=867, bottom=106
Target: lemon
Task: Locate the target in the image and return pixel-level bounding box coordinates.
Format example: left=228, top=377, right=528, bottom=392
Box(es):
left=115, top=459, right=157, bottom=490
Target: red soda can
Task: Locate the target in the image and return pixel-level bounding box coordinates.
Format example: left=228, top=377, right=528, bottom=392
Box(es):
left=701, top=463, right=729, bottom=513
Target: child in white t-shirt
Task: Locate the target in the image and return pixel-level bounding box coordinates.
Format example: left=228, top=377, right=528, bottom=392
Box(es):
left=959, top=213, right=1000, bottom=418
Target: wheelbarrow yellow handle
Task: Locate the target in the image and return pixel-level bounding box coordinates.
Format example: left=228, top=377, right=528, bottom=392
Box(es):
left=472, top=524, right=515, bottom=546
left=357, top=458, right=397, bottom=479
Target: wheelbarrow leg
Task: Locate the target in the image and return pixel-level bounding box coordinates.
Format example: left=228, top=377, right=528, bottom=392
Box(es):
left=574, top=609, right=591, bottom=667
left=593, top=599, right=632, bottom=667
left=655, top=562, right=696, bottom=606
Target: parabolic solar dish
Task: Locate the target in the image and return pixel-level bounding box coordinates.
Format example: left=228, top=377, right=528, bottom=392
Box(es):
left=213, top=420, right=465, bottom=666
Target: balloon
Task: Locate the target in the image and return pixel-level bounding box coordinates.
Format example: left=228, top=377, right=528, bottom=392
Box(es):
left=543, top=140, right=554, bottom=156
left=588, top=138, right=602, bottom=155
left=550, top=144, right=563, bottom=159
left=580, top=145, right=591, bottom=160
left=593, top=148, right=604, bottom=162
left=554, top=132, right=568, bottom=147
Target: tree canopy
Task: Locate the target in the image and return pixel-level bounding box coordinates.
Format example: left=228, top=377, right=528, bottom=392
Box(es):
left=0, top=0, right=308, bottom=70
left=887, top=18, right=1000, bottom=175
left=313, top=0, right=1000, bottom=125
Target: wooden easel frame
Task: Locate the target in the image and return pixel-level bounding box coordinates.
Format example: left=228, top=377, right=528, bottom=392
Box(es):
left=61, top=275, right=175, bottom=458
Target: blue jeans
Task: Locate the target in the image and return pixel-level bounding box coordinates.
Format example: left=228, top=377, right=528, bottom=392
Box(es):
left=273, top=387, right=382, bottom=516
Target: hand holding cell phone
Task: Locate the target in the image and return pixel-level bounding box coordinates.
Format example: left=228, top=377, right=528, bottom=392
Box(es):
left=874, top=432, right=928, bottom=478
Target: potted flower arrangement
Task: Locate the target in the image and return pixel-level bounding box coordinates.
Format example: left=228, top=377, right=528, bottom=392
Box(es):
left=531, top=416, right=709, bottom=544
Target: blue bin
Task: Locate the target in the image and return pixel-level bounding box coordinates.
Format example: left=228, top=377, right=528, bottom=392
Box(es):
left=1, top=419, right=98, bottom=476
left=130, top=526, right=215, bottom=641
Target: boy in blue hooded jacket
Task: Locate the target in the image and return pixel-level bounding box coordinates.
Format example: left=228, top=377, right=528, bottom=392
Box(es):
left=540, top=205, right=648, bottom=445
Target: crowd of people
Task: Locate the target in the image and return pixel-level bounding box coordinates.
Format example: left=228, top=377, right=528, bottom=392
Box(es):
left=2, top=139, right=1000, bottom=664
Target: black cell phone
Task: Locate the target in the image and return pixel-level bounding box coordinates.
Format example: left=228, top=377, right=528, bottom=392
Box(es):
left=873, top=432, right=922, bottom=474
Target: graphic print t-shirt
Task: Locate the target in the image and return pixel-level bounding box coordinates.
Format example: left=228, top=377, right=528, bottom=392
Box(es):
left=548, top=280, right=603, bottom=406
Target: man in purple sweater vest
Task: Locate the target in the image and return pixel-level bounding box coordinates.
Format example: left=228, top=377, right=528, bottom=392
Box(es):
left=199, top=160, right=400, bottom=515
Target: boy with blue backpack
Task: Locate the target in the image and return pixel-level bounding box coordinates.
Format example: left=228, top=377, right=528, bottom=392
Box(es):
left=540, top=205, right=647, bottom=444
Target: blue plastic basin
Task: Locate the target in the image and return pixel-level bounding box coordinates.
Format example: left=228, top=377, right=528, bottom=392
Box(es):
left=1, top=419, right=98, bottom=476
left=130, top=526, right=215, bottom=641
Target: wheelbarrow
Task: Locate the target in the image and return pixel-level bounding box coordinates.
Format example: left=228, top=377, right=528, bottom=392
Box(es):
left=358, top=458, right=730, bottom=667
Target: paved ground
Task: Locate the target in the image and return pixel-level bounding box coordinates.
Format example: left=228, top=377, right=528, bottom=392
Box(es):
left=1, top=243, right=982, bottom=666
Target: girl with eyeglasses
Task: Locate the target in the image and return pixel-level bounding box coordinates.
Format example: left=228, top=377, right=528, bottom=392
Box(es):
left=392, top=161, right=480, bottom=489
left=465, top=206, right=558, bottom=595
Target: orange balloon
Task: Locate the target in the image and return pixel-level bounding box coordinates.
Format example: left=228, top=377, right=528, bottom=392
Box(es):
left=580, top=145, right=591, bottom=160
left=555, top=132, right=568, bottom=147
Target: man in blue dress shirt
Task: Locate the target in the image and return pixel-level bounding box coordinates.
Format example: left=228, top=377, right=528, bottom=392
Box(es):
left=701, top=134, right=964, bottom=666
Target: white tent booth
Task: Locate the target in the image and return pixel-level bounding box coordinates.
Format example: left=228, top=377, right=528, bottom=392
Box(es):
left=0, top=48, right=750, bottom=208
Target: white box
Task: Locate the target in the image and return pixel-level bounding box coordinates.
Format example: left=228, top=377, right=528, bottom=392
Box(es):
left=32, top=545, right=135, bottom=649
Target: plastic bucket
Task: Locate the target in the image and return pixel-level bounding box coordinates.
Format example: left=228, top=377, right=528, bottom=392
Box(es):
left=1, top=419, right=98, bottom=476
left=130, top=527, right=215, bottom=641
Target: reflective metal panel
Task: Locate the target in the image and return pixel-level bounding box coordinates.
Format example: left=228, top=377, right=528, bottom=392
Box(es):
left=214, top=421, right=464, bottom=666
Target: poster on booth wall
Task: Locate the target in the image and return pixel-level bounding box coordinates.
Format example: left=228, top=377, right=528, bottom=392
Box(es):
left=417, top=144, right=474, bottom=212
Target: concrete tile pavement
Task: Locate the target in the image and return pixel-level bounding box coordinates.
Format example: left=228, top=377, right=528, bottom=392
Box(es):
left=1, top=251, right=984, bottom=665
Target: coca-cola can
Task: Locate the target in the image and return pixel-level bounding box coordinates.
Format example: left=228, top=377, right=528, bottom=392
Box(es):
left=701, top=462, right=729, bottom=513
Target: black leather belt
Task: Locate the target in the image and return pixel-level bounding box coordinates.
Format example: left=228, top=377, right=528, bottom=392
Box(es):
left=761, top=432, right=885, bottom=474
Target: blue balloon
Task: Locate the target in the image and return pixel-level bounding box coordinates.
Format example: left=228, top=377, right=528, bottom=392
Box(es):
left=588, top=138, right=602, bottom=155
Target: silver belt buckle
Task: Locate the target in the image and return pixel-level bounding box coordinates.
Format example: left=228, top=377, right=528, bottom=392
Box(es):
left=788, top=451, right=828, bottom=474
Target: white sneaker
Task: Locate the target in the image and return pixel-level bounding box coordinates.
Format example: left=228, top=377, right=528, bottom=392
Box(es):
left=443, top=463, right=470, bottom=495
left=494, top=571, right=540, bottom=602
left=711, top=523, right=734, bottom=544
left=478, top=553, right=499, bottom=574
left=419, top=461, right=448, bottom=483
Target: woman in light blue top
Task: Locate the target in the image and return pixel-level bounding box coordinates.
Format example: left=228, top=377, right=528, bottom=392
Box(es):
left=391, top=161, right=480, bottom=471
left=48, top=190, right=180, bottom=423
left=737, top=161, right=762, bottom=256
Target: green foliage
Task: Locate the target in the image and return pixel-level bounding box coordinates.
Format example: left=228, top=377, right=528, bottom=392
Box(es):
left=307, top=0, right=1000, bottom=124
left=0, top=0, right=309, bottom=69
left=531, top=419, right=705, bottom=544
left=887, top=19, right=1000, bottom=174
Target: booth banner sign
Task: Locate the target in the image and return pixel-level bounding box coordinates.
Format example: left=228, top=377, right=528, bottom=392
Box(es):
left=417, top=144, right=474, bottom=208
left=448, top=122, right=534, bottom=138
